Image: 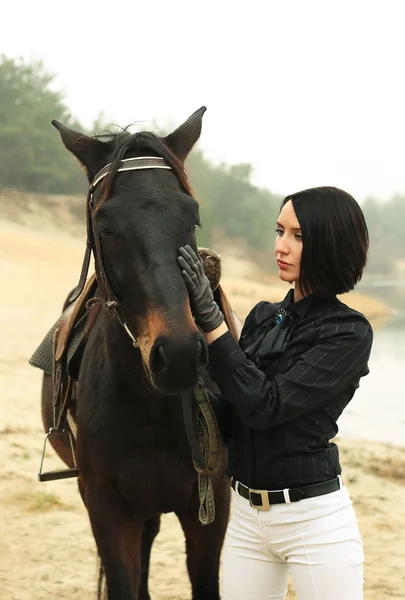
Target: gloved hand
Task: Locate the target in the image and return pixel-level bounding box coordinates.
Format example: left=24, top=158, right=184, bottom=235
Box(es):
left=178, top=245, right=225, bottom=333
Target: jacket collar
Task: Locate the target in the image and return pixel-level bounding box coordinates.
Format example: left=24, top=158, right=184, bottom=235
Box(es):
left=282, top=288, right=334, bottom=321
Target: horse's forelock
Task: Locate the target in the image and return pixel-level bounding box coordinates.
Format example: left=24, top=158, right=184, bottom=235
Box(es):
left=96, top=130, right=195, bottom=209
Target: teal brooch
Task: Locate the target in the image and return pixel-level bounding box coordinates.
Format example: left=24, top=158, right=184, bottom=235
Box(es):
left=275, top=309, right=288, bottom=325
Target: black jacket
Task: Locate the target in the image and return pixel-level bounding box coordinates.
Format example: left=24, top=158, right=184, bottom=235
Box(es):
left=208, top=289, right=373, bottom=490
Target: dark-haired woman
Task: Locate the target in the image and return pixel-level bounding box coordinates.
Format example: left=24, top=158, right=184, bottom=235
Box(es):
left=178, top=186, right=373, bottom=600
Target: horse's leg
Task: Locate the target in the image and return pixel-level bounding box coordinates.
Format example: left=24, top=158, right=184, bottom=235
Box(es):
left=177, top=484, right=230, bottom=600
left=84, top=481, right=143, bottom=600
left=138, top=515, right=161, bottom=600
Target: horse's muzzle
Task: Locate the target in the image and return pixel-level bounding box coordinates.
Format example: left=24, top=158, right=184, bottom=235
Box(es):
left=149, top=332, right=208, bottom=394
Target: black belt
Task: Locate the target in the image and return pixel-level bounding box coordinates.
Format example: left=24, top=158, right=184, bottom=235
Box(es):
left=231, top=476, right=342, bottom=510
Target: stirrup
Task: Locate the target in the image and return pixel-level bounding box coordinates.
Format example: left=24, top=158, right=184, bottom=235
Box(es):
left=38, top=427, right=79, bottom=482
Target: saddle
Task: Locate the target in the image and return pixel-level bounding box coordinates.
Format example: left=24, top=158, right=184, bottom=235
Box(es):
left=197, top=247, right=242, bottom=340
left=55, top=274, right=97, bottom=362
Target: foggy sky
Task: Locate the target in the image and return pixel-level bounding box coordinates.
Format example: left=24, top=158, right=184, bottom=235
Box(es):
left=2, top=0, right=405, bottom=202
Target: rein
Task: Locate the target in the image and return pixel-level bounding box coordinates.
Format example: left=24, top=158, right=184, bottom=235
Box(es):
left=67, top=155, right=222, bottom=524
left=182, top=378, right=223, bottom=525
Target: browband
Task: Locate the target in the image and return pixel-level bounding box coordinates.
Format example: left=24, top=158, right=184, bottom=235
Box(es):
left=90, top=156, right=172, bottom=191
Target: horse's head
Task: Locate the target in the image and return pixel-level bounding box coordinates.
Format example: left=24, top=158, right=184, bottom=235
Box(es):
left=53, top=107, right=209, bottom=394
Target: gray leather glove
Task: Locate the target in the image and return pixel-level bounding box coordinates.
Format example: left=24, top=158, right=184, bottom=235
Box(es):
left=178, top=245, right=225, bottom=333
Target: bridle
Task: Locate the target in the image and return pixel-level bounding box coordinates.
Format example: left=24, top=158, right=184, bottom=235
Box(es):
left=70, top=156, right=172, bottom=348
left=68, top=154, right=222, bottom=525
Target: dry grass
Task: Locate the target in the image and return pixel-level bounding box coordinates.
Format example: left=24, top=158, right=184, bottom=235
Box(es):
left=0, top=425, right=31, bottom=435
left=7, top=490, right=74, bottom=513
left=221, top=276, right=286, bottom=319
left=0, top=188, right=85, bottom=237
left=338, top=439, right=405, bottom=484
left=339, top=291, right=394, bottom=321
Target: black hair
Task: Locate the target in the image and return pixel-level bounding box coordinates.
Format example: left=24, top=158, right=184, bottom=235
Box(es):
left=281, top=186, right=369, bottom=297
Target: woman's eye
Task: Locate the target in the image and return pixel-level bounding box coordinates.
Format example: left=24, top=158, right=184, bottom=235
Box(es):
left=275, top=228, right=284, bottom=236
left=295, top=234, right=303, bottom=241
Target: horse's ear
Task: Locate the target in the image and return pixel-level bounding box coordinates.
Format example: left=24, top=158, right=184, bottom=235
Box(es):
left=52, top=120, right=110, bottom=175
left=164, top=106, right=206, bottom=162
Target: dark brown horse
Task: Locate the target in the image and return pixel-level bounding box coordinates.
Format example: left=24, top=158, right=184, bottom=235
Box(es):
left=40, top=107, right=230, bottom=599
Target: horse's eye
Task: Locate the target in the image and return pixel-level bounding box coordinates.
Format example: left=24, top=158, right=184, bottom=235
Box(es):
left=101, top=230, right=117, bottom=239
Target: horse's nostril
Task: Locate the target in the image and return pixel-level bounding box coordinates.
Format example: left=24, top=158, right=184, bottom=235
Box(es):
left=150, top=344, right=167, bottom=375
left=150, top=334, right=208, bottom=384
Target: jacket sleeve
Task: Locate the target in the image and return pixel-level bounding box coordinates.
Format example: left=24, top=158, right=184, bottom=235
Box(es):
left=208, top=317, right=373, bottom=430
left=207, top=390, right=233, bottom=445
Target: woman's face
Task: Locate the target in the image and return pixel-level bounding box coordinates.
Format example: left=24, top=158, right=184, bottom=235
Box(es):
left=274, top=200, right=303, bottom=284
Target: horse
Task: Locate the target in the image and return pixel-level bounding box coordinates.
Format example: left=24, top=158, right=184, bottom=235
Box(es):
left=39, top=107, right=231, bottom=599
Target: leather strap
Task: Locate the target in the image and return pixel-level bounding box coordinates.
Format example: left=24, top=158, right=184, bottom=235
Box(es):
left=90, top=156, right=171, bottom=190
left=232, top=476, right=342, bottom=507
left=182, top=378, right=223, bottom=525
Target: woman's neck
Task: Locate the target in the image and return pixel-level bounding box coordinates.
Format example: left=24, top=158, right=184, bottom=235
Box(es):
left=293, top=285, right=304, bottom=303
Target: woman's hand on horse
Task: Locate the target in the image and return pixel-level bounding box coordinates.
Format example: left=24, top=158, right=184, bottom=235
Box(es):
left=178, top=245, right=224, bottom=333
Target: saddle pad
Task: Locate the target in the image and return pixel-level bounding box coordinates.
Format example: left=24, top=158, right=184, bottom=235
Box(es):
left=29, top=319, right=60, bottom=375
left=29, top=314, right=88, bottom=379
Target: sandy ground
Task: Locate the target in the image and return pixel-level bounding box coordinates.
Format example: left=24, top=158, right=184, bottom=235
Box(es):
left=1, top=216, right=404, bottom=599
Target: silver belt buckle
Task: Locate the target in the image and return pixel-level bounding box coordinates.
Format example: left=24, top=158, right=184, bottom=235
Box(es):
left=249, top=488, right=270, bottom=511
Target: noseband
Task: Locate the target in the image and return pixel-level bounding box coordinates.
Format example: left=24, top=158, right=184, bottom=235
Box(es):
left=70, top=156, right=172, bottom=348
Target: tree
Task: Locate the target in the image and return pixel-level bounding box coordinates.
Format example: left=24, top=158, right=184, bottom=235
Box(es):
left=0, top=55, right=86, bottom=193
left=187, top=151, right=281, bottom=254
left=362, top=195, right=405, bottom=275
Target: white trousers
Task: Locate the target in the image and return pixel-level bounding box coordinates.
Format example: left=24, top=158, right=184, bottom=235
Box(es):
left=221, top=484, right=364, bottom=600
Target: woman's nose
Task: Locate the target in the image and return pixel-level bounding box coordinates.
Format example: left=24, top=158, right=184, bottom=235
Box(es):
left=275, top=237, right=289, bottom=255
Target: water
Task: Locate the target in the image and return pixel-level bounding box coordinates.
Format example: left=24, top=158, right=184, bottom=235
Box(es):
left=337, top=281, right=405, bottom=447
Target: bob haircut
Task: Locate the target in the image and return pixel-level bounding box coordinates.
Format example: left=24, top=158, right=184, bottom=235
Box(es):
left=281, top=186, right=369, bottom=297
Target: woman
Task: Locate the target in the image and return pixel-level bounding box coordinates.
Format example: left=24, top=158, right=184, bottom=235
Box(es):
left=178, top=186, right=373, bottom=600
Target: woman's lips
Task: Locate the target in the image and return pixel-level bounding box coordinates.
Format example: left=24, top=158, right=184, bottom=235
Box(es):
left=277, top=260, right=291, bottom=270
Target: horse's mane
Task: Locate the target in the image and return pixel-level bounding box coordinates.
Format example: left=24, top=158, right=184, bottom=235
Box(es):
left=96, top=129, right=195, bottom=206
